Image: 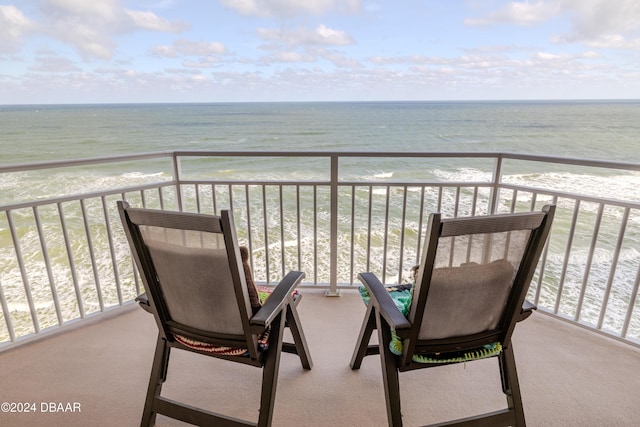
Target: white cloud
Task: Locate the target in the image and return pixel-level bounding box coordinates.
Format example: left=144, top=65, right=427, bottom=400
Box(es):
left=563, top=0, right=640, bottom=38
left=267, top=51, right=316, bottom=63
left=43, top=0, right=119, bottom=18
left=36, top=0, right=187, bottom=59
left=582, top=35, right=640, bottom=50
left=312, top=48, right=362, bottom=68
left=219, top=0, right=361, bottom=18
left=464, top=1, right=559, bottom=26
left=0, top=5, right=34, bottom=53
left=257, top=25, right=354, bottom=46
left=124, top=10, right=185, bottom=32
left=559, top=0, right=640, bottom=50
left=365, top=49, right=604, bottom=82
left=50, top=22, right=115, bottom=59
left=153, top=39, right=227, bottom=58
left=465, top=0, right=640, bottom=50
left=182, top=57, right=223, bottom=68
left=29, top=55, right=81, bottom=72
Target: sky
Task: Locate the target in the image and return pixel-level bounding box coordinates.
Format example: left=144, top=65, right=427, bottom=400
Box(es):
left=1, top=0, right=640, bottom=104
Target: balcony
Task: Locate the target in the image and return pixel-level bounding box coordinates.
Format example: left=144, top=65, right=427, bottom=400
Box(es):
left=1, top=291, right=639, bottom=426
left=1, top=151, right=640, bottom=425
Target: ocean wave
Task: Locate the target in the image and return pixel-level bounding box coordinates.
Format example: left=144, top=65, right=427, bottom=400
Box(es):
left=374, top=172, right=393, bottom=178
left=432, top=168, right=493, bottom=182
left=121, top=172, right=164, bottom=179
left=503, top=171, right=640, bottom=202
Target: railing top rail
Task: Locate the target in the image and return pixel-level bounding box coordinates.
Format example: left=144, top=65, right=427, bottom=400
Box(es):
left=174, top=151, right=640, bottom=170
left=2, top=151, right=639, bottom=174
left=0, top=182, right=176, bottom=211
left=498, top=152, right=640, bottom=171
left=0, top=151, right=175, bottom=173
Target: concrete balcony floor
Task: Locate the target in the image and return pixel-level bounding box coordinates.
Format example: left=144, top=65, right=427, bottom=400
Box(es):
left=1, top=290, right=639, bottom=427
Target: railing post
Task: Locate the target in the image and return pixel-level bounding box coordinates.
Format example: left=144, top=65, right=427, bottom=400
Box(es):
left=326, top=154, right=340, bottom=296
left=172, top=153, right=184, bottom=211
left=489, top=154, right=503, bottom=214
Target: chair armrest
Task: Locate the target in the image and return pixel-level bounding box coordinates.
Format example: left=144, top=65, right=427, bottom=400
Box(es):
left=518, top=300, right=537, bottom=322
left=135, top=293, right=153, bottom=314
left=251, top=271, right=305, bottom=329
left=358, top=272, right=411, bottom=330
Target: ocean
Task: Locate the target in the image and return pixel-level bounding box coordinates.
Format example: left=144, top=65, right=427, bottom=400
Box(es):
left=2, top=101, right=640, bottom=167
left=1, top=100, right=639, bottom=342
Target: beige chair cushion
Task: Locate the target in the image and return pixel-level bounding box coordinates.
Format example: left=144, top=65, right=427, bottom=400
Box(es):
left=418, top=259, right=515, bottom=340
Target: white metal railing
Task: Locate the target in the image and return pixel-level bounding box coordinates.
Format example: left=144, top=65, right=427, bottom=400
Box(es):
left=1, top=151, right=639, bottom=351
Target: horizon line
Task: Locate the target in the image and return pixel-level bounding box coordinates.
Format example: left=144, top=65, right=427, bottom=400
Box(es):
left=2, top=98, right=640, bottom=107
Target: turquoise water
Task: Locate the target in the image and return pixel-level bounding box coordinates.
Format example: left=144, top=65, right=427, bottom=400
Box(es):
left=1, top=101, right=639, bottom=341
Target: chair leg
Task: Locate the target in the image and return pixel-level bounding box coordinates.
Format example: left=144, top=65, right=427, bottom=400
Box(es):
left=141, top=335, right=171, bottom=427
left=258, top=311, right=286, bottom=427
left=350, top=302, right=376, bottom=369
left=499, top=345, right=526, bottom=427
left=286, top=303, right=313, bottom=369
left=377, top=313, right=403, bottom=427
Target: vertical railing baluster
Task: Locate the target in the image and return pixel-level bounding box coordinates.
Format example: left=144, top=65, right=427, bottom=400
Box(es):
left=102, top=196, right=122, bottom=305
left=158, top=187, right=165, bottom=210
left=172, top=153, right=183, bottom=211
left=576, top=203, right=604, bottom=321
left=296, top=185, right=302, bottom=272
left=313, top=185, right=318, bottom=284
left=6, top=210, right=40, bottom=332
left=366, top=185, right=373, bottom=273
left=328, top=155, right=339, bottom=295
left=598, top=207, right=630, bottom=330
left=122, top=192, right=141, bottom=296
left=509, top=189, right=518, bottom=213
left=80, top=199, right=104, bottom=312
left=245, top=184, right=254, bottom=272
left=33, top=206, right=63, bottom=325
left=58, top=202, right=85, bottom=318
left=554, top=199, right=580, bottom=314
left=448, top=187, right=458, bottom=266
left=195, top=183, right=201, bottom=213
left=453, top=186, right=461, bottom=217
left=471, top=186, right=478, bottom=216
left=416, top=186, right=426, bottom=263
left=262, top=184, right=270, bottom=284
left=211, top=184, right=217, bottom=214
left=397, top=186, right=408, bottom=284
left=530, top=193, right=538, bottom=211
left=490, top=155, right=503, bottom=215
left=533, top=195, right=558, bottom=305
left=0, top=278, right=16, bottom=341
left=350, top=185, right=356, bottom=285
left=382, top=185, right=390, bottom=283
left=279, top=185, right=285, bottom=278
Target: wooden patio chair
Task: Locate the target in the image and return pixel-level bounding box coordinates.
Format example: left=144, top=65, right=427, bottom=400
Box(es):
left=350, top=205, right=555, bottom=426
left=117, top=201, right=312, bottom=427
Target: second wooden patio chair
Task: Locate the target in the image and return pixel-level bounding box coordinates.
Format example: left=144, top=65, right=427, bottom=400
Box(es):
left=350, top=205, right=555, bottom=426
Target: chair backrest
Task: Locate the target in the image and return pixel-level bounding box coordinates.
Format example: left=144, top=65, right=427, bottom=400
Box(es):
left=117, top=202, right=258, bottom=355
left=404, top=205, right=555, bottom=362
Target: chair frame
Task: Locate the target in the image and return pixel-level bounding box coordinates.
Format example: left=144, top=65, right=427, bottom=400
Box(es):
left=118, top=201, right=312, bottom=427
left=350, top=205, right=555, bottom=427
